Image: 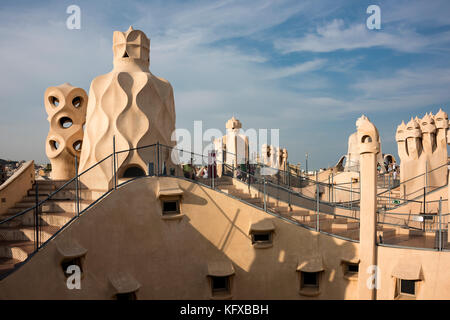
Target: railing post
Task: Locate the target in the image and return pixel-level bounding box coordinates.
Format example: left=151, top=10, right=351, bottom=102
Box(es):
left=388, top=173, right=391, bottom=210
left=113, top=135, right=117, bottom=190
left=157, top=141, right=160, bottom=176
left=315, top=171, right=319, bottom=231
left=350, top=179, right=353, bottom=212
left=423, top=187, right=426, bottom=214
left=288, top=167, right=291, bottom=208
left=263, top=177, right=267, bottom=212
left=328, top=175, right=330, bottom=202
left=316, top=180, right=320, bottom=232
left=439, top=197, right=442, bottom=251
left=75, top=155, right=79, bottom=217
left=34, top=182, right=39, bottom=251
left=331, top=173, right=334, bottom=203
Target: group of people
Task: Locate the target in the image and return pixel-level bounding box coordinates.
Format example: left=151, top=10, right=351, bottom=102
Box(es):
left=377, top=161, right=399, bottom=180
left=183, top=164, right=207, bottom=180
left=183, top=164, right=220, bottom=180
left=235, top=162, right=256, bottom=184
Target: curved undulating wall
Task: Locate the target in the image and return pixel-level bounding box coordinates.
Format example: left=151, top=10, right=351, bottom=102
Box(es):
left=78, top=27, right=176, bottom=191
left=0, top=176, right=359, bottom=299
left=1, top=176, right=449, bottom=299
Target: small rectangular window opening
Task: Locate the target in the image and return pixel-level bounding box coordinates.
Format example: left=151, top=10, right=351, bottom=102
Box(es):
left=211, top=276, right=230, bottom=294
left=115, top=292, right=137, bottom=300
left=399, top=279, right=416, bottom=296
left=346, top=263, right=359, bottom=274
left=162, top=200, right=179, bottom=214
left=301, top=272, right=319, bottom=288
left=252, top=232, right=271, bottom=244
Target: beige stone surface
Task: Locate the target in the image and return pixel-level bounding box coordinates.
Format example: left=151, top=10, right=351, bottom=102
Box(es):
left=0, top=176, right=360, bottom=299
left=0, top=160, right=35, bottom=215
left=214, top=117, right=249, bottom=168
left=376, top=247, right=450, bottom=299
left=261, top=144, right=288, bottom=172
left=108, top=271, right=141, bottom=294
left=44, top=83, right=87, bottom=180
left=396, top=110, right=448, bottom=199
left=391, top=258, right=422, bottom=280
left=447, top=122, right=450, bottom=210
left=78, top=27, right=176, bottom=190
left=207, top=260, right=235, bottom=277
left=345, top=117, right=383, bottom=172
left=2, top=175, right=450, bottom=299
left=296, top=256, right=324, bottom=272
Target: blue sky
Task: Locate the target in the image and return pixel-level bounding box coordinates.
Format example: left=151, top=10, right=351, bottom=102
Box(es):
left=0, top=0, right=449, bottom=169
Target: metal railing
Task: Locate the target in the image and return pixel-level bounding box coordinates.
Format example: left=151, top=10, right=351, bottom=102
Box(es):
left=1, top=141, right=449, bottom=280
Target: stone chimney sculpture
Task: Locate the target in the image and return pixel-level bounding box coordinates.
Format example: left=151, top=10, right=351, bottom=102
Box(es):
left=396, top=109, right=448, bottom=198
left=224, top=116, right=248, bottom=167
left=44, top=83, right=87, bottom=180
left=345, top=122, right=383, bottom=172
left=356, top=115, right=380, bottom=300
left=78, top=26, right=176, bottom=190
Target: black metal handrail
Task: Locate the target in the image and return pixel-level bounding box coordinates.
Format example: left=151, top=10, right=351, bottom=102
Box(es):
left=1, top=140, right=449, bottom=276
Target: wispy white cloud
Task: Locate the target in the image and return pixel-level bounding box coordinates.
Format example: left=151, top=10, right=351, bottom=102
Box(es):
left=263, top=59, right=326, bottom=80
left=137, top=0, right=310, bottom=49
left=0, top=0, right=449, bottom=169
left=274, top=19, right=450, bottom=53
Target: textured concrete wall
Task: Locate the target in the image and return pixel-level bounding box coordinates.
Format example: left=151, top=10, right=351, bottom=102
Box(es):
left=1, top=176, right=449, bottom=300
left=0, top=161, right=34, bottom=215
left=0, top=176, right=358, bottom=299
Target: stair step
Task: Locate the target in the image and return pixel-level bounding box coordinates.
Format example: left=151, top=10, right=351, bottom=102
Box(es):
left=333, top=228, right=360, bottom=240
left=7, top=200, right=91, bottom=214
left=0, top=258, right=21, bottom=277
left=0, top=226, right=58, bottom=242
left=377, top=228, right=396, bottom=240
left=281, top=209, right=310, bottom=216
left=303, top=213, right=330, bottom=222
left=332, top=221, right=359, bottom=230
left=22, top=195, right=52, bottom=202
left=0, top=240, right=35, bottom=261
left=32, top=185, right=55, bottom=192
left=0, top=211, right=74, bottom=228
left=0, top=257, right=21, bottom=270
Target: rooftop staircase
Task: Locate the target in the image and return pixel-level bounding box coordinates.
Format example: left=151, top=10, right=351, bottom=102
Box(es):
left=0, top=171, right=445, bottom=279
left=0, top=180, right=94, bottom=279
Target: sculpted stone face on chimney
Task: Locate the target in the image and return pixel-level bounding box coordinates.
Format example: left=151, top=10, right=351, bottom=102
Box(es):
left=396, top=110, right=448, bottom=199
left=345, top=116, right=383, bottom=172
left=78, top=26, right=176, bottom=190
left=357, top=115, right=380, bottom=155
